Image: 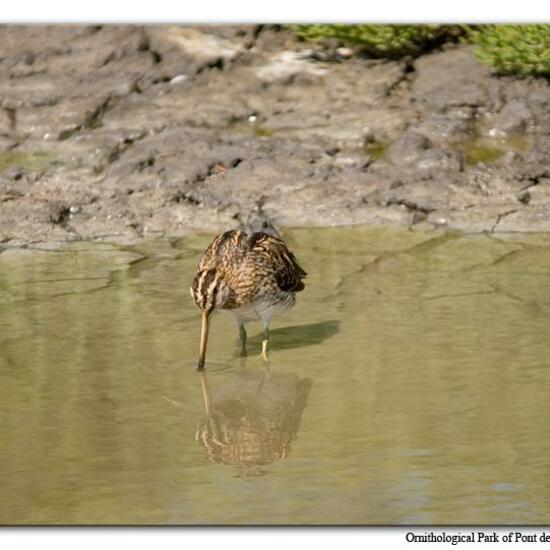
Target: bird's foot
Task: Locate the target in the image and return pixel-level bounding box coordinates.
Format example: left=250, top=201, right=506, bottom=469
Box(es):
left=238, top=325, right=248, bottom=357
left=261, top=340, right=269, bottom=362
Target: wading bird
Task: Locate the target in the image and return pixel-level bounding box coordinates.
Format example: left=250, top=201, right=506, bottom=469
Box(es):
left=191, top=228, right=306, bottom=369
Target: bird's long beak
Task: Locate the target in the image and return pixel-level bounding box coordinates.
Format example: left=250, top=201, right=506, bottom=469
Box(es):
left=197, top=310, right=210, bottom=370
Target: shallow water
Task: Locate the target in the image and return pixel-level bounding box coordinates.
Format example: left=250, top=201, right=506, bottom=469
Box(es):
left=2, top=226, right=550, bottom=525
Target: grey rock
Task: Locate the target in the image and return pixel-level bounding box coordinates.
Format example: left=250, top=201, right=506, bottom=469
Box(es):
left=489, top=100, right=534, bottom=136
left=4, top=166, right=25, bottom=181
left=412, top=48, right=491, bottom=112
left=501, top=151, right=523, bottom=166
left=335, top=47, right=353, bottom=59
left=388, top=131, right=431, bottom=165
left=255, top=50, right=328, bottom=84
left=0, top=109, right=14, bottom=136
left=417, top=149, right=462, bottom=175
left=170, top=74, right=188, bottom=84
left=0, top=137, right=17, bottom=152
left=413, top=114, right=472, bottom=143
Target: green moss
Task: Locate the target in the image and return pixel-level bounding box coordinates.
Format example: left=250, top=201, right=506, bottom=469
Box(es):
left=465, top=145, right=504, bottom=165
left=226, top=119, right=273, bottom=138
left=364, top=140, right=388, bottom=160
left=455, top=134, right=531, bottom=166
left=469, top=25, right=550, bottom=77
left=253, top=126, right=274, bottom=138
left=291, top=24, right=550, bottom=78
left=291, top=24, right=462, bottom=58
left=0, top=151, right=58, bottom=173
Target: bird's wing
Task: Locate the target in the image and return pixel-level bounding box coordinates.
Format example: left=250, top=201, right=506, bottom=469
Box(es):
left=249, top=232, right=307, bottom=292
left=197, top=229, right=238, bottom=271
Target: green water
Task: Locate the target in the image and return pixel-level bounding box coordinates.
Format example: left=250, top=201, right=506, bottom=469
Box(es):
left=454, top=134, right=531, bottom=166
left=2, top=226, right=550, bottom=525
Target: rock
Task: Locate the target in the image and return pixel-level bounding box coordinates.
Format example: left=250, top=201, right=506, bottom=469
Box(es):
left=412, top=48, right=491, bottom=112
left=0, top=109, right=14, bottom=136
left=49, top=203, right=71, bottom=225
left=308, top=49, right=331, bottom=62
left=157, top=26, right=245, bottom=66
left=387, top=131, right=431, bottom=165
left=515, top=135, right=550, bottom=182
left=417, top=149, right=462, bottom=175
left=335, top=47, right=353, bottom=59
left=255, top=51, right=327, bottom=84
left=362, top=127, right=376, bottom=143
left=413, top=114, right=472, bottom=143
left=492, top=207, right=550, bottom=232
left=517, top=190, right=530, bottom=205
left=170, top=74, right=188, bottom=84
left=501, top=151, right=522, bottom=166
left=0, top=137, right=17, bottom=152
left=4, top=166, right=25, bottom=181
left=489, top=100, right=534, bottom=136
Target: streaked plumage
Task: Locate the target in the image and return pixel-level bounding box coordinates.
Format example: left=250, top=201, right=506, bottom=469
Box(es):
left=191, top=228, right=306, bottom=368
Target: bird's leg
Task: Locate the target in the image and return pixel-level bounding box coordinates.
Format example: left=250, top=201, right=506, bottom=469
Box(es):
left=261, top=324, right=270, bottom=362
left=239, top=323, right=247, bottom=356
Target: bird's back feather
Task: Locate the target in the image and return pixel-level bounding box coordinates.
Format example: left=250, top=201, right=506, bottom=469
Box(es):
left=194, top=229, right=306, bottom=311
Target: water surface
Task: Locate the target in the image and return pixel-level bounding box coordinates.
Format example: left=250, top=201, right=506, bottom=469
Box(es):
left=2, top=226, right=550, bottom=524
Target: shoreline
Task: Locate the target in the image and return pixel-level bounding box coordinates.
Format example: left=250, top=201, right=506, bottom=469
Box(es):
left=1, top=25, right=550, bottom=245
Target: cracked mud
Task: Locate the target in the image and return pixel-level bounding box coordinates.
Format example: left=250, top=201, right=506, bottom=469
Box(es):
left=1, top=25, right=550, bottom=246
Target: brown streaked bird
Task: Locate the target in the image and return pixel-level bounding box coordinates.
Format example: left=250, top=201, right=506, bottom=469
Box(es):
left=191, top=228, right=307, bottom=369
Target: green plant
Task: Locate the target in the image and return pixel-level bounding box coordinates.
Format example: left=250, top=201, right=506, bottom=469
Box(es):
left=469, top=25, right=550, bottom=77
left=363, top=140, right=388, bottom=160
left=291, top=24, right=460, bottom=58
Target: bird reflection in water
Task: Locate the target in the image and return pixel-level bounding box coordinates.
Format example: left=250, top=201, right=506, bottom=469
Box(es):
left=196, top=365, right=312, bottom=477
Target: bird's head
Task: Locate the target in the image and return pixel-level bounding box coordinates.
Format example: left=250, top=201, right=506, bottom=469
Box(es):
left=191, top=268, right=230, bottom=314
left=190, top=268, right=230, bottom=369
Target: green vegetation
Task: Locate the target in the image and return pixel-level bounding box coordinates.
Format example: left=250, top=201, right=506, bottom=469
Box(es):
left=292, top=24, right=550, bottom=78
left=0, top=150, right=58, bottom=173
left=465, top=144, right=504, bottom=165
left=454, top=134, right=531, bottom=166
left=253, top=126, right=274, bottom=138
left=292, top=24, right=461, bottom=58
left=469, top=25, right=550, bottom=77
left=364, top=140, right=388, bottom=160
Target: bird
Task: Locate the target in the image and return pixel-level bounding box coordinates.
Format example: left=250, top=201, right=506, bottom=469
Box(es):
left=191, top=227, right=307, bottom=369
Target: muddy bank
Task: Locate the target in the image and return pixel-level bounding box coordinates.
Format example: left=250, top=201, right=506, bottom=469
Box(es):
left=1, top=24, right=550, bottom=245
